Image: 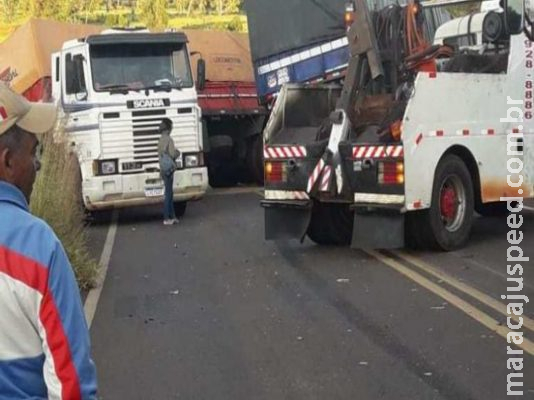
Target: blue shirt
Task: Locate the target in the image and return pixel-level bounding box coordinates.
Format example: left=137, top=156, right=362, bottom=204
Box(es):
left=0, top=181, right=97, bottom=399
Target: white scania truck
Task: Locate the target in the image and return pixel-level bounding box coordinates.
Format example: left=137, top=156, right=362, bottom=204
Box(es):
left=49, top=28, right=208, bottom=214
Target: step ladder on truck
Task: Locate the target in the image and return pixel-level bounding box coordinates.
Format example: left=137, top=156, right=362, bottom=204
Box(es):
left=261, top=0, right=534, bottom=250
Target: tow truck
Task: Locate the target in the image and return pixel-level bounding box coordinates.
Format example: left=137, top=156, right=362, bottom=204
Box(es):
left=261, top=0, right=534, bottom=250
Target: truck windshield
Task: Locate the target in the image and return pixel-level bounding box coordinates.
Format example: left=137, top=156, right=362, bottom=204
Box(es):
left=90, top=42, right=193, bottom=92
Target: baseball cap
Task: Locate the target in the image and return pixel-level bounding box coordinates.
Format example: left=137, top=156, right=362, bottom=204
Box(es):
left=0, top=82, right=57, bottom=136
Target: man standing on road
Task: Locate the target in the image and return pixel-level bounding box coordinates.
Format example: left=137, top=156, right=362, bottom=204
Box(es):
left=0, top=83, right=97, bottom=399
left=158, top=118, right=180, bottom=225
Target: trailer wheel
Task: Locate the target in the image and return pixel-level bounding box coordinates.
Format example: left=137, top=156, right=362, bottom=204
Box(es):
left=173, top=201, right=187, bottom=218
left=307, top=202, right=353, bottom=245
left=208, top=164, right=239, bottom=187
left=410, top=155, right=474, bottom=251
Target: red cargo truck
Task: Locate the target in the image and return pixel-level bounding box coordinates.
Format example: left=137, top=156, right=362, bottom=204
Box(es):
left=185, top=29, right=267, bottom=186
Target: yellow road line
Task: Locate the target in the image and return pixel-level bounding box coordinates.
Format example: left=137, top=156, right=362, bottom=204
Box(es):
left=395, top=250, right=534, bottom=333
left=365, top=250, right=534, bottom=356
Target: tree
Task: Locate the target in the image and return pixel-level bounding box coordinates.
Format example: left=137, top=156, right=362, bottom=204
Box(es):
left=173, top=0, right=243, bottom=16
left=136, top=0, right=168, bottom=28
left=175, top=0, right=188, bottom=13
left=224, top=0, right=241, bottom=14
left=0, top=0, right=19, bottom=23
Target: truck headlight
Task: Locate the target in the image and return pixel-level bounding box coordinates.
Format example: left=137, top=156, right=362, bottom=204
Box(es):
left=93, top=159, right=118, bottom=176
left=185, top=155, right=199, bottom=168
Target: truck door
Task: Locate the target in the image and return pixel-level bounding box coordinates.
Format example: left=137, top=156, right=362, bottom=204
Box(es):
left=61, top=47, right=89, bottom=105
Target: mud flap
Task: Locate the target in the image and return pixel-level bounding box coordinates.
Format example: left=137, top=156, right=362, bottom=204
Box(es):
left=263, top=202, right=312, bottom=241
left=351, top=212, right=404, bottom=249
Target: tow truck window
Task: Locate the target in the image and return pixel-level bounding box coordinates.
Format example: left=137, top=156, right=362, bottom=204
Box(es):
left=90, top=42, right=194, bottom=92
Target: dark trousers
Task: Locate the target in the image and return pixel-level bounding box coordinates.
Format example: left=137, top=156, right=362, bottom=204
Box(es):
left=163, top=173, right=175, bottom=220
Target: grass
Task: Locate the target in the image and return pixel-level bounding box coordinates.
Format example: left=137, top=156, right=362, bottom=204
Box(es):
left=30, top=129, right=99, bottom=291
left=168, top=14, right=247, bottom=31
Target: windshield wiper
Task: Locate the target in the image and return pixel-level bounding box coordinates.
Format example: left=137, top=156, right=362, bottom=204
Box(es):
left=97, top=84, right=131, bottom=94
left=144, top=84, right=172, bottom=93
left=145, top=83, right=184, bottom=93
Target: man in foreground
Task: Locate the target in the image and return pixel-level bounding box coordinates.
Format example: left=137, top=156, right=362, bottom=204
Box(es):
left=0, top=83, right=97, bottom=399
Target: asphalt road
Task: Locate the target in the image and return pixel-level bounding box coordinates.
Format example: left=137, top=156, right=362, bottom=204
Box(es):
left=87, top=190, right=534, bottom=400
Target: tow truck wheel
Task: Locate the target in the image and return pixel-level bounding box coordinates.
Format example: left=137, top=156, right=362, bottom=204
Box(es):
left=173, top=201, right=187, bottom=218
left=307, top=202, right=353, bottom=246
left=411, top=155, right=474, bottom=251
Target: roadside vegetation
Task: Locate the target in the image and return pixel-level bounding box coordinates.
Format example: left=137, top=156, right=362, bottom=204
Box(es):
left=30, top=128, right=99, bottom=291
left=0, top=0, right=247, bottom=42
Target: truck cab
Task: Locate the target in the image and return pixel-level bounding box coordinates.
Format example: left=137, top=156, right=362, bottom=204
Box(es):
left=51, top=29, right=208, bottom=212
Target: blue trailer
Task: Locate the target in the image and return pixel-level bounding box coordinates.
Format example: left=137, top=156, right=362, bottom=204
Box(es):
left=244, top=0, right=451, bottom=105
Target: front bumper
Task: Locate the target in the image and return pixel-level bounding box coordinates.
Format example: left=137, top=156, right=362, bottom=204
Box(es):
left=83, top=167, right=208, bottom=210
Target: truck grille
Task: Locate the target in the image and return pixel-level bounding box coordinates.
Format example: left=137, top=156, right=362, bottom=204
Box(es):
left=99, top=106, right=200, bottom=168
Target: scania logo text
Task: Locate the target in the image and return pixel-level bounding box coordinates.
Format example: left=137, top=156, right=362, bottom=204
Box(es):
left=132, top=99, right=165, bottom=109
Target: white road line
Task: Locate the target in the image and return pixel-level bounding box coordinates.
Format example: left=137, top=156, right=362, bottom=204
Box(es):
left=524, top=206, right=534, bottom=212
left=84, top=209, right=119, bottom=329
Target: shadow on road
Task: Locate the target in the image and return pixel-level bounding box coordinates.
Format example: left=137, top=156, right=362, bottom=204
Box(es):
left=468, top=211, right=534, bottom=247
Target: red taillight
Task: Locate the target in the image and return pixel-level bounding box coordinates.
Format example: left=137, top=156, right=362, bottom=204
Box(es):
left=378, top=161, right=404, bottom=185
left=265, top=161, right=287, bottom=182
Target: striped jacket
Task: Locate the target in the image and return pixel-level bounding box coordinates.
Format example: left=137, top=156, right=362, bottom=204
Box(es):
left=0, top=181, right=97, bottom=399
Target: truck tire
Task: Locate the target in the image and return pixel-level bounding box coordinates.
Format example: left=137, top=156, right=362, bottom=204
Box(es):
left=173, top=201, right=187, bottom=218
left=207, top=134, right=240, bottom=187
left=209, top=135, right=233, bottom=159
left=208, top=164, right=239, bottom=187
left=247, top=135, right=264, bottom=185
left=71, top=156, right=91, bottom=220
left=307, top=202, right=353, bottom=245
left=408, top=155, right=474, bottom=251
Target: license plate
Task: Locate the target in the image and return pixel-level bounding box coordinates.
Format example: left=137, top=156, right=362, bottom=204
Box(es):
left=144, top=187, right=164, bottom=197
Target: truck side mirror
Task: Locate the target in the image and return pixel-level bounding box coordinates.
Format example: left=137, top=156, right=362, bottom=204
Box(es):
left=504, top=0, right=524, bottom=34
left=197, top=58, right=206, bottom=92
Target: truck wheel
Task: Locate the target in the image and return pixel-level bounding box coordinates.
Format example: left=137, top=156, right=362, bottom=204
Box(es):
left=307, top=202, right=353, bottom=245
left=174, top=201, right=187, bottom=218
left=247, top=135, right=264, bottom=185
left=410, top=155, right=474, bottom=251
left=209, top=135, right=233, bottom=159
left=208, top=164, right=239, bottom=187
left=71, top=156, right=91, bottom=220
